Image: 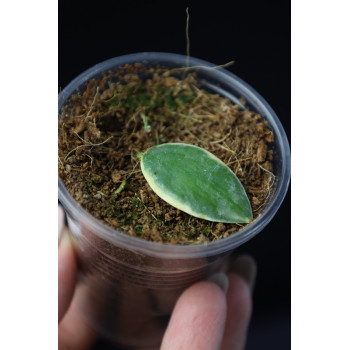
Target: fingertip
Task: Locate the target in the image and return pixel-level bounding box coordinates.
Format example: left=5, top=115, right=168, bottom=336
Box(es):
left=207, top=272, right=229, bottom=294
left=229, top=254, right=257, bottom=292
left=185, top=280, right=228, bottom=307
left=161, top=281, right=227, bottom=350
left=179, top=281, right=228, bottom=326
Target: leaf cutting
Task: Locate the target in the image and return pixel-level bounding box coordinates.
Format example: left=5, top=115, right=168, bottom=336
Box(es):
left=141, top=143, right=252, bottom=223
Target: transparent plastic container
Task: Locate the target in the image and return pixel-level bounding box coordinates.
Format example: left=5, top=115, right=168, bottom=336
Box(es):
left=58, top=52, right=290, bottom=348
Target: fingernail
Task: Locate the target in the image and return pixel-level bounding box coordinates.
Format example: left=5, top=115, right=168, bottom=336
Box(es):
left=58, top=205, right=65, bottom=245
left=230, top=255, right=257, bottom=292
left=207, top=272, right=229, bottom=294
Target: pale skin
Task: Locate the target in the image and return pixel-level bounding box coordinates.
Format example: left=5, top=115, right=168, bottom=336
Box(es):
left=58, top=206, right=252, bottom=350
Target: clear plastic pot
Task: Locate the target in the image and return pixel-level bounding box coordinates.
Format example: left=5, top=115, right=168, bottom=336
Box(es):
left=58, top=52, right=290, bottom=348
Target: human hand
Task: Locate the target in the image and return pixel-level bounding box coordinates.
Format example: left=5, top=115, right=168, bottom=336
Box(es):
left=58, top=206, right=255, bottom=350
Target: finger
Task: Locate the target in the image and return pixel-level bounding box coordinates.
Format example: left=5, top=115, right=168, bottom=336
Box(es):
left=58, top=228, right=77, bottom=322
left=58, top=209, right=97, bottom=349
left=58, top=296, right=98, bottom=350
left=161, top=280, right=227, bottom=350
left=220, top=273, right=252, bottom=350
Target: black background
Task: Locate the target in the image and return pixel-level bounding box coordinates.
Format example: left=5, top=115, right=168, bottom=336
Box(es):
left=59, top=1, right=291, bottom=348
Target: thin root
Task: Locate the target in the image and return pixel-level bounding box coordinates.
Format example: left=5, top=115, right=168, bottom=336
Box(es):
left=169, top=60, right=235, bottom=74
left=257, top=163, right=276, bottom=179
left=85, top=86, right=100, bottom=122
left=210, top=129, right=232, bottom=144
left=82, top=153, right=94, bottom=167
left=137, top=196, right=159, bottom=222
left=227, top=157, right=252, bottom=166
left=64, top=135, right=113, bottom=161
left=214, top=143, right=236, bottom=155
left=185, top=7, right=190, bottom=69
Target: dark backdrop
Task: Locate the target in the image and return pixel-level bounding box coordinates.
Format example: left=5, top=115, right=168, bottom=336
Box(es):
left=59, top=1, right=291, bottom=349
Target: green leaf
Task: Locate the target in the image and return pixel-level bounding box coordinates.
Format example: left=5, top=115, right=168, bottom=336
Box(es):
left=140, top=143, right=252, bottom=223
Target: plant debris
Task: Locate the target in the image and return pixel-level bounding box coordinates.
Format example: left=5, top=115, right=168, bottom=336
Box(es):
left=58, top=63, right=275, bottom=244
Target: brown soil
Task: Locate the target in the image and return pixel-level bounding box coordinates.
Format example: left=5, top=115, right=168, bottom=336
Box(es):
left=58, top=63, right=275, bottom=244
